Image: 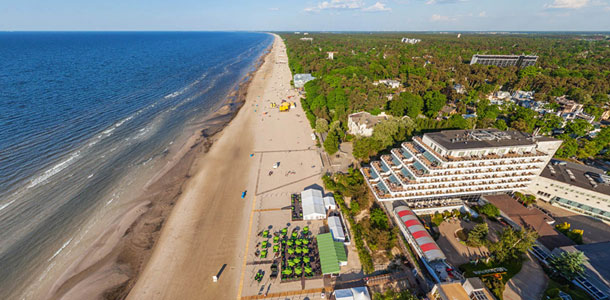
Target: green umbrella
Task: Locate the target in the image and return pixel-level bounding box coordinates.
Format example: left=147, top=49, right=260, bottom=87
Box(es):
left=303, top=247, right=310, bottom=254
left=294, top=267, right=302, bottom=275
left=261, top=250, right=267, bottom=258
left=303, top=256, right=310, bottom=263
left=295, top=247, right=302, bottom=254
left=292, top=232, right=298, bottom=238
left=303, top=226, right=309, bottom=232
left=288, top=260, right=295, bottom=267
left=292, top=257, right=301, bottom=264
left=282, top=268, right=292, bottom=275
left=287, top=240, right=293, bottom=246
left=295, top=239, right=302, bottom=246
left=262, top=241, right=268, bottom=248
left=281, top=228, right=288, bottom=235
left=263, top=230, right=269, bottom=238
left=287, top=247, right=294, bottom=255
left=273, top=236, right=279, bottom=243
left=305, top=266, right=312, bottom=274
left=302, top=239, right=309, bottom=245
left=273, top=245, right=279, bottom=252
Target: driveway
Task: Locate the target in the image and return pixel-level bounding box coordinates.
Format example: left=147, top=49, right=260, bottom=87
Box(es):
left=503, top=253, right=548, bottom=300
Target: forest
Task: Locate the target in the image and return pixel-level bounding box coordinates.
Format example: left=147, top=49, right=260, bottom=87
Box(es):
left=280, top=32, right=610, bottom=162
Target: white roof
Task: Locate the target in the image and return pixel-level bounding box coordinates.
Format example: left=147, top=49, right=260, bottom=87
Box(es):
left=323, top=196, right=336, bottom=208
left=335, top=287, right=371, bottom=300
left=328, top=216, right=345, bottom=241
left=301, top=189, right=326, bottom=218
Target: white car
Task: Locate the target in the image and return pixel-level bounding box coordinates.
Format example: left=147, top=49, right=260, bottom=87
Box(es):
left=273, top=162, right=280, bottom=169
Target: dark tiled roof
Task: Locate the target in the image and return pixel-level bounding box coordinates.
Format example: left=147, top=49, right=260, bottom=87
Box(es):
left=541, top=159, right=610, bottom=196
left=483, top=194, right=574, bottom=250
left=425, top=129, right=546, bottom=150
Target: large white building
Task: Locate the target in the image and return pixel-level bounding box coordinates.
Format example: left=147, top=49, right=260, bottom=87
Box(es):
left=526, top=159, right=610, bottom=222
left=301, top=189, right=327, bottom=220
left=347, top=112, right=388, bottom=137
left=361, top=129, right=561, bottom=202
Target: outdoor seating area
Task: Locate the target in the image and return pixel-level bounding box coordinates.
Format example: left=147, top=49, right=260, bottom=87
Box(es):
left=253, top=225, right=323, bottom=283
left=290, top=193, right=303, bottom=221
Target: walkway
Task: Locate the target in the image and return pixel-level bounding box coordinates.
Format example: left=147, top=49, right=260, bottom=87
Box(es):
left=503, top=253, right=548, bottom=300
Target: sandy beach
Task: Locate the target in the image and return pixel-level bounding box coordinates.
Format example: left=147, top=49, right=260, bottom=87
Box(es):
left=126, top=33, right=326, bottom=299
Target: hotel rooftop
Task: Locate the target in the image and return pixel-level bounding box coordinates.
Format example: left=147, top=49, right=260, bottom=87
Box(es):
left=361, top=129, right=561, bottom=202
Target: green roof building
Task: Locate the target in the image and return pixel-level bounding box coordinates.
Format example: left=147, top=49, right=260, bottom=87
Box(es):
left=317, top=233, right=347, bottom=275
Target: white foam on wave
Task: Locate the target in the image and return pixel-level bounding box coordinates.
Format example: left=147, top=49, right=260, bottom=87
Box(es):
left=27, top=151, right=81, bottom=189
left=0, top=198, right=17, bottom=212
left=48, top=237, right=72, bottom=262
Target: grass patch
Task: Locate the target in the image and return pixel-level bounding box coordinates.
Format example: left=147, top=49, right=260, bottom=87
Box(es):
left=544, top=278, right=592, bottom=300
left=459, top=258, right=524, bottom=300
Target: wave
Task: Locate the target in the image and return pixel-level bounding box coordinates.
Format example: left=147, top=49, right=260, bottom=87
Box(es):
left=48, top=238, right=73, bottom=262
left=26, top=151, right=81, bottom=189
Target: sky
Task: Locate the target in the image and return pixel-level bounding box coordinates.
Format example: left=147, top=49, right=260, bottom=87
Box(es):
left=1, top=0, right=609, bottom=31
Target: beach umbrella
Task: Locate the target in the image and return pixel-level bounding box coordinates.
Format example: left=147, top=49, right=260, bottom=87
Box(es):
left=261, top=250, right=267, bottom=258
left=295, top=247, right=302, bottom=254
left=295, top=239, right=302, bottom=246
left=273, top=236, right=279, bottom=243
left=281, top=228, right=287, bottom=235
left=287, top=240, right=293, bottom=246
left=273, top=245, right=279, bottom=252
left=303, top=256, right=310, bottom=263
left=301, top=238, right=308, bottom=245
left=287, top=247, right=294, bottom=255
left=305, top=266, right=313, bottom=274
left=282, top=268, right=292, bottom=275
left=303, top=247, right=309, bottom=254
left=292, top=257, right=301, bottom=264
left=288, top=260, right=295, bottom=267
left=292, top=232, right=298, bottom=239
left=294, top=267, right=302, bottom=275
left=303, top=226, right=309, bottom=233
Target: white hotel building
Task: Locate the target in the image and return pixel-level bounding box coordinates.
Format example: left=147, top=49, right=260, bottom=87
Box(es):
left=361, top=129, right=562, bottom=202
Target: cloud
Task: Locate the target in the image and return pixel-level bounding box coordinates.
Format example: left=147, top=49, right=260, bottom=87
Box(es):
left=304, top=0, right=391, bottom=12
left=362, top=2, right=392, bottom=11
left=269, top=7, right=280, bottom=11
left=304, top=0, right=364, bottom=12
left=430, top=14, right=456, bottom=21
left=545, top=0, right=589, bottom=8
left=425, top=0, right=467, bottom=4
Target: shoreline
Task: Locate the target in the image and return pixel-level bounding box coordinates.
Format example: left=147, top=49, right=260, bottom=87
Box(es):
left=124, top=33, right=285, bottom=300
left=45, top=38, right=273, bottom=300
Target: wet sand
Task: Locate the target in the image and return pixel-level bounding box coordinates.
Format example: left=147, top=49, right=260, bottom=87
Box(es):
left=126, top=34, right=299, bottom=299
left=44, top=40, right=272, bottom=300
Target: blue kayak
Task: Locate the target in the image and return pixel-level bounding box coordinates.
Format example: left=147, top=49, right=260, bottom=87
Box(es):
left=241, top=191, right=247, bottom=198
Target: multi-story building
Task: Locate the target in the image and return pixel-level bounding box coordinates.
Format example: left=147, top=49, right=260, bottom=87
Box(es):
left=525, top=159, right=610, bottom=222
left=347, top=112, right=388, bottom=137
left=470, top=54, right=538, bottom=68
left=361, top=129, right=561, bottom=202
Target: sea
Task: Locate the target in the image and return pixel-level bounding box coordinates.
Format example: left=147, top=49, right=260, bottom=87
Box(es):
left=0, top=31, right=273, bottom=299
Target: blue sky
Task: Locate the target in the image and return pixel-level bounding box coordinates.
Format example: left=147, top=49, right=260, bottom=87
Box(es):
left=1, top=0, right=609, bottom=31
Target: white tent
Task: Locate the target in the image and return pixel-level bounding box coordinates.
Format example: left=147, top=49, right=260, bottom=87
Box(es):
left=301, top=189, right=326, bottom=220
left=323, top=196, right=336, bottom=210
left=334, top=287, right=371, bottom=300
left=328, top=216, right=345, bottom=242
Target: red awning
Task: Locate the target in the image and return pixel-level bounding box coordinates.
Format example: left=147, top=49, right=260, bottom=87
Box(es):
left=411, top=230, right=429, bottom=239
left=420, top=242, right=439, bottom=252
left=397, top=210, right=413, bottom=217
left=404, top=219, right=419, bottom=227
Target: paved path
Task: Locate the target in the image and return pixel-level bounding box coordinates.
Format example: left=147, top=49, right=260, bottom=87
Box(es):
left=503, top=253, right=548, bottom=300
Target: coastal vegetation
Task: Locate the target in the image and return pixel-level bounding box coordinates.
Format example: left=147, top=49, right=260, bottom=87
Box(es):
left=281, top=33, right=610, bottom=162
left=323, top=169, right=397, bottom=273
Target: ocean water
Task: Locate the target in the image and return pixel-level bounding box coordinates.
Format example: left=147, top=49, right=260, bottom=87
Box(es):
left=0, top=31, right=272, bottom=298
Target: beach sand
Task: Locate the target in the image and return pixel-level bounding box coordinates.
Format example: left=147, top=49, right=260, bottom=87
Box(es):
left=125, top=34, right=324, bottom=299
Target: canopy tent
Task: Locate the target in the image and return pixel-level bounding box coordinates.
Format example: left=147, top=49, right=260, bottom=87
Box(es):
left=316, top=233, right=347, bottom=275
left=328, top=216, right=345, bottom=242
left=301, top=189, right=327, bottom=220
left=334, top=287, right=371, bottom=300
left=323, top=196, right=337, bottom=210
